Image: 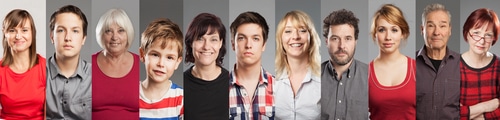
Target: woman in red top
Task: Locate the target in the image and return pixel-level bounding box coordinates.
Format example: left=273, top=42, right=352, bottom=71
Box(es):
left=92, top=9, right=140, bottom=120
left=459, top=8, right=500, bottom=120
left=0, top=9, right=46, bottom=120
left=368, top=4, right=416, bottom=120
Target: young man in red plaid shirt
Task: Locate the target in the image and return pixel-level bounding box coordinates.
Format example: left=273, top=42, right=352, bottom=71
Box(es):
left=228, top=11, right=274, bottom=120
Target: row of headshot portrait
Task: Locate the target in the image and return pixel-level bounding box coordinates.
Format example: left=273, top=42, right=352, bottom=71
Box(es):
left=1, top=1, right=500, bottom=120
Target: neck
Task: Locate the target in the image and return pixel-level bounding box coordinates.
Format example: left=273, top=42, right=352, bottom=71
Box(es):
left=377, top=50, right=404, bottom=63
left=102, top=50, right=128, bottom=62
left=286, top=55, right=309, bottom=76
left=235, top=62, right=261, bottom=82
left=142, top=78, right=171, bottom=92
left=11, top=50, right=31, bottom=70
left=426, top=46, right=446, bottom=60
left=55, top=54, right=80, bottom=77
left=192, top=63, right=221, bottom=81
left=463, top=51, right=492, bottom=67
left=331, top=58, right=353, bottom=79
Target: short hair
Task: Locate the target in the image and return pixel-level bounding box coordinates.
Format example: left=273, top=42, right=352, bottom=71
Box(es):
left=230, top=11, right=269, bottom=44
left=95, top=9, right=134, bottom=50
left=422, top=3, right=451, bottom=26
left=1, top=9, right=38, bottom=68
left=463, top=8, right=500, bottom=45
left=140, top=18, right=183, bottom=57
left=49, top=5, right=88, bottom=37
left=275, top=10, right=321, bottom=78
left=370, top=4, right=410, bottom=41
left=323, top=9, right=359, bottom=40
left=184, top=13, right=226, bottom=66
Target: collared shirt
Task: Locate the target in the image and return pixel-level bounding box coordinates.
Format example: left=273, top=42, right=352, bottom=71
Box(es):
left=275, top=68, right=320, bottom=120
left=460, top=55, right=500, bottom=119
left=229, top=66, right=275, bottom=120
left=321, top=59, right=368, bottom=120
left=416, top=46, right=460, bottom=120
left=46, top=54, right=92, bottom=120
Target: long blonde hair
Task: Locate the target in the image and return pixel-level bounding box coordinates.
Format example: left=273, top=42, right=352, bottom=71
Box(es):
left=275, top=10, right=321, bottom=78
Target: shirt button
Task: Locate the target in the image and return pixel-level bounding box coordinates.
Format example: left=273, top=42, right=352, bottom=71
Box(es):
left=338, top=100, right=342, bottom=103
left=63, top=101, right=67, bottom=104
left=340, top=82, right=343, bottom=86
left=348, top=75, right=351, bottom=78
left=337, top=119, right=340, bottom=120
left=65, top=80, right=68, bottom=83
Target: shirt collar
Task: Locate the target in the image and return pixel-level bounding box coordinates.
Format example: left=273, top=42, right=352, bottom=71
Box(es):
left=48, top=54, right=86, bottom=80
left=278, top=68, right=319, bottom=83
left=327, top=59, right=354, bottom=80
left=417, top=45, right=458, bottom=62
left=230, top=64, right=270, bottom=86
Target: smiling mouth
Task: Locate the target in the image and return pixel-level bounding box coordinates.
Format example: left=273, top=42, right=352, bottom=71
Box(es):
left=200, top=52, right=213, bottom=55
left=290, top=43, right=303, bottom=47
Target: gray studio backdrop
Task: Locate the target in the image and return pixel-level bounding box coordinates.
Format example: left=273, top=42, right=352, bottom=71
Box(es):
left=369, top=0, right=416, bottom=60
left=90, top=0, right=140, bottom=60
left=46, top=0, right=91, bottom=62
left=140, top=0, right=183, bottom=87
left=229, top=0, right=275, bottom=75
left=416, top=0, right=461, bottom=53
left=275, top=0, right=318, bottom=75
left=321, top=0, right=369, bottom=64
left=183, top=0, right=230, bottom=72
left=0, top=0, right=46, bottom=58
left=460, top=0, right=500, bottom=55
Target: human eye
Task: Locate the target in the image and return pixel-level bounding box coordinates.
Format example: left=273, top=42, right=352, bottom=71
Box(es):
left=167, top=56, right=175, bottom=60
left=73, top=30, right=79, bottom=33
left=377, top=27, right=385, bottom=33
left=150, top=53, right=159, bottom=57
left=299, top=29, right=308, bottom=33
left=237, top=36, right=245, bottom=41
left=346, top=37, right=353, bottom=41
left=391, top=28, right=399, bottom=33
left=284, top=30, right=291, bottom=34
left=253, top=37, right=260, bottom=41
left=331, top=37, right=339, bottom=41
left=104, top=29, right=111, bottom=34
left=7, top=29, right=15, bottom=33
left=118, top=28, right=125, bottom=33
left=56, top=29, right=64, bottom=33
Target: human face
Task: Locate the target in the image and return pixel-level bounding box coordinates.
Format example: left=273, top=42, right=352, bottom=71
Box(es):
left=5, top=19, right=32, bottom=53
left=281, top=18, right=310, bottom=58
left=375, top=18, right=403, bottom=54
left=233, top=23, right=266, bottom=66
left=102, top=23, right=128, bottom=54
left=143, top=39, right=181, bottom=83
left=192, top=30, right=222, bottom=67
left=51, top=13, right=86, bottom=59
left=326, top=24, right=356, bottom=66
left=422, top=10, right=451, bottom=50
left=466, top=23, right=494, bottom=55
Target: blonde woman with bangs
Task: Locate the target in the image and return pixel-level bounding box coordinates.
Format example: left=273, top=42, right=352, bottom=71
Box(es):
left=368, top=4, right=415, bottom=120
left=274, top=10, right=321, bottom=120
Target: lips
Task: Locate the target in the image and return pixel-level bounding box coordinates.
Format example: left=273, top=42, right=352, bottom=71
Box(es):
left=382, top=43, right=394, bottom=48
left=290, top=43, right=303, bottom=47
left=14, top=40, right=26, bottom=45
left=200, top=51, right=213, bottom=56
left=63, top=44, right=73, bottom=49
left=243, top=52, right=253, bottom=55
left=109, top=42, right=121, bottom=47
left=153, top=70, right=165, bottom=75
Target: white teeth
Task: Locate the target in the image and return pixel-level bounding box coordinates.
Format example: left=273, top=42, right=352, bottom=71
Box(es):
left=291, top=43, right=302, bottom=47
left=201, top=52, right=212, bottom=55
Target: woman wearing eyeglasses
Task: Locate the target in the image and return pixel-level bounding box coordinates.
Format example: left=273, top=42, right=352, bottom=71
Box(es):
left=459, top=8, right=500, bottom=120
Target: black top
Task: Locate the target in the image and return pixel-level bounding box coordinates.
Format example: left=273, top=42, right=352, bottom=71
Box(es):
left=429, top=57, right=442, bottom=72
left=184, top=66, right=229, bottom=120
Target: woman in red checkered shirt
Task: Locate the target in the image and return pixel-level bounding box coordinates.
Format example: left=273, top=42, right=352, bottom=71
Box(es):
left=459, top=8, right=500, bottom=120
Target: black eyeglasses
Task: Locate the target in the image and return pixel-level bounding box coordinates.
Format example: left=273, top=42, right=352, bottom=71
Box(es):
left=469, top=32, right=494, bottom=43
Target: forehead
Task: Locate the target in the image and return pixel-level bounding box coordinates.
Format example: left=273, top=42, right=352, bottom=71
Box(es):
left=148, top=38, right=180, bottom=53
left=329, top=24, right=354, bottom=34
left=285, top=17, right=306, bottom=27
left=55, top=13, right=82, bottom=25
left=425, top=10, right=450, bottom=22
left=236, top=23, right=262, bottom=36
left=376, top=18, right=396, bottom=27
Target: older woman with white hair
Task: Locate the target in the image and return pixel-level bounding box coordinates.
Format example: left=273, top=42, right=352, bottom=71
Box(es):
left=91, top=9, right=139, bottom=119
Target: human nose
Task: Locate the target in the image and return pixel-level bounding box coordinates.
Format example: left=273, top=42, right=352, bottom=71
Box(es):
left=245, top=38, right=252, bottom=49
